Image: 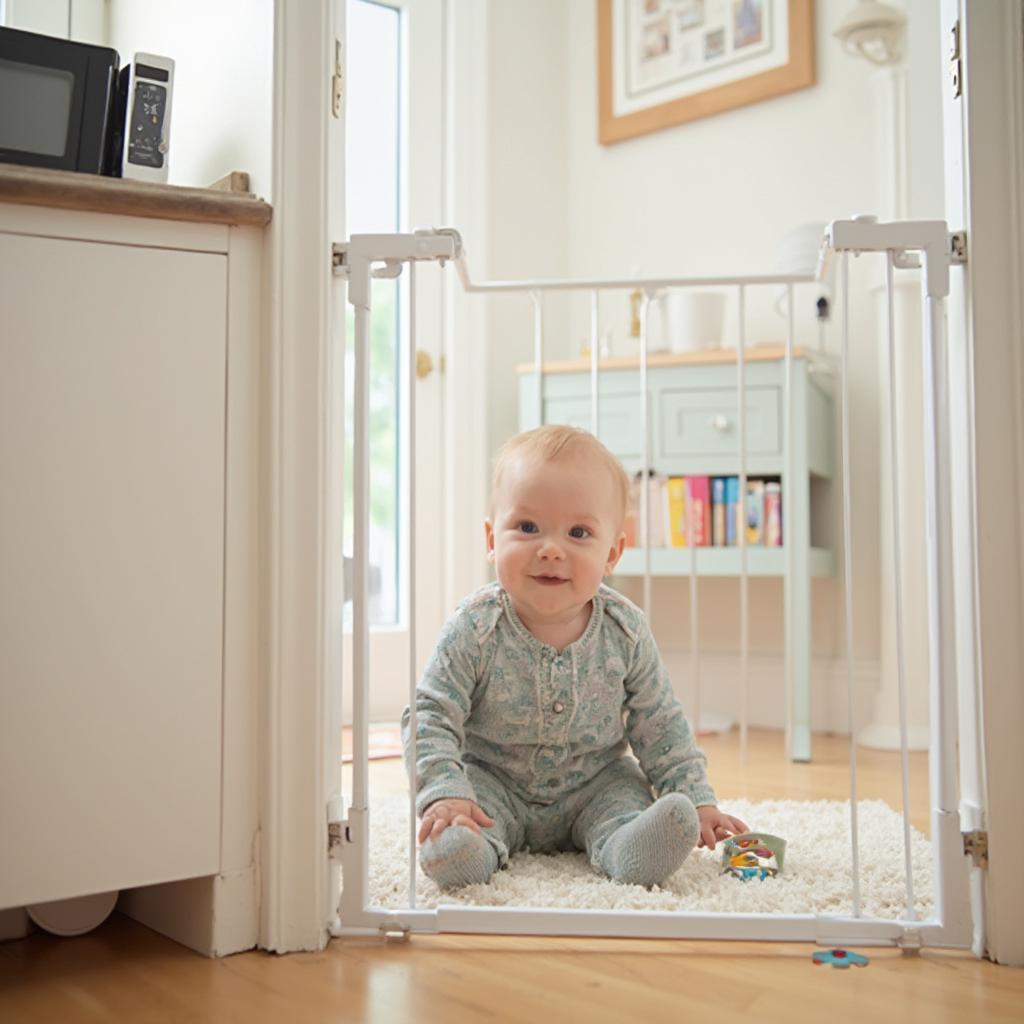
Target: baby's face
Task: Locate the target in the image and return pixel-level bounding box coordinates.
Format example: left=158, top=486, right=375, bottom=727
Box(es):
left=486, top=449, right=625, bottom=629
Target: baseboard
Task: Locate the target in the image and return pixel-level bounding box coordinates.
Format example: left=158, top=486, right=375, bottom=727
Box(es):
left=118, top=864, right=259, bottom=958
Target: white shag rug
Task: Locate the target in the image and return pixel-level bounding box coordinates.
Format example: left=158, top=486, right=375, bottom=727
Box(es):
left=364, top=796, right=933, bottom=919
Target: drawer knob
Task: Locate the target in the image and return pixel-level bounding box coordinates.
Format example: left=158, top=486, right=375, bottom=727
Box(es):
left=710, top=414, right=731, bottom=432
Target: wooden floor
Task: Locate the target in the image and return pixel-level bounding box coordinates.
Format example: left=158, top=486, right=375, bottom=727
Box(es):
left=3, top=730, right=1019, bottom=1023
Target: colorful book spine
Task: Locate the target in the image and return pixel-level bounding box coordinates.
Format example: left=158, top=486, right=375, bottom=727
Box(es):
left=666, top=477, right=688, bottom=547
left=627, top=472, right=672, bottom=547
left=746, top=479, right=764, bottom=545
left=764, top=481, right=783, bottom=547
left=725, top=476, right=740, bottom=546
left=711, top=477, right=726, bottom=547
left=686, top=476, right=711, bottom=546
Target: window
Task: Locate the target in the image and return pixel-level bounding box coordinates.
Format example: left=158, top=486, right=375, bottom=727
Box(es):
left=344, top=0, right=402, bottom=627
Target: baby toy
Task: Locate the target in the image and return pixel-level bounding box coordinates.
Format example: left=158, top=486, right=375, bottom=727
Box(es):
left=720, top=832, right=786, bottom=880
left=812, top=948, right=870, bottom=969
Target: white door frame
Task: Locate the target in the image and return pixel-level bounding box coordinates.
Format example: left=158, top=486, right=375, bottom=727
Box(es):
left=940, top=0, right=1024, bottom=967
left=262, top=0, right=346, bottom=953
left=264, top=0, right=487, bottom=953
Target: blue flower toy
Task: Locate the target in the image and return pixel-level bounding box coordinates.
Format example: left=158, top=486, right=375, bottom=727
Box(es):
left=812, top=948, right=870, bottom=969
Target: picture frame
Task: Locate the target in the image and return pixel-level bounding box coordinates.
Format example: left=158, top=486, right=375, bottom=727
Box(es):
left=597, top=0, right=816, bottom=145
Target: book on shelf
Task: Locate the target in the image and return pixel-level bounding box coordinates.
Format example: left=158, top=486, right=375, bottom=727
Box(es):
left=725, top=476, right=741, bottom=546
left=685, top=476, right=711, bottom=547
left=746, top=479, right=765, bottom=545
left=666, top=476, right=687, bottom=547
left=711, top=477, right=727, bottom=547
left=764, top=480, right=783, bottom=547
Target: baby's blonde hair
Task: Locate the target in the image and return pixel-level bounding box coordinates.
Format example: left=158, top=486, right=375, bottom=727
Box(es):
left=490, top=425, right=632, bottom=528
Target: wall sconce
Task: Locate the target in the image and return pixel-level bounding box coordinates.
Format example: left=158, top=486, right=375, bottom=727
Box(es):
left=834, top=1, right=907, bottom=66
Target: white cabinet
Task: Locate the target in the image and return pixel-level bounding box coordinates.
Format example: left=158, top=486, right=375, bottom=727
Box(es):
left=0, top=229, right=225, bottom=906
left=0, top=182, right=266, bottom=951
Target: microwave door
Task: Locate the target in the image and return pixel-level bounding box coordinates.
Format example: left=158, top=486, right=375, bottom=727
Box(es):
left=0, top=27, right=118, bottom=175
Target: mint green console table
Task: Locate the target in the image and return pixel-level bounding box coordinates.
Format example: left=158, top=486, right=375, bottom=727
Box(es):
left=518, top=345, right=835, bottom=762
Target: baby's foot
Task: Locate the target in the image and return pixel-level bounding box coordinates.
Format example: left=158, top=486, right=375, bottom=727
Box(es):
left=599, top=793, right=699, bottom=887
left=419, top=824, right=499, bottom=890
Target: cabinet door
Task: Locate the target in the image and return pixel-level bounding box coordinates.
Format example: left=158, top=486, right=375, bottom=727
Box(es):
left=0, top=232, right=226, bottom=907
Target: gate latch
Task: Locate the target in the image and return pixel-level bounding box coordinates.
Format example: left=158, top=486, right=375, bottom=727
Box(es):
left=962, top=829, right=988, bottom=868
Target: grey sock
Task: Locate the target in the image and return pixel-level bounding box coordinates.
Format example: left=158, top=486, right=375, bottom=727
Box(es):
left=598, top=793, right=700, bottom=887
left=419, top=825, right=499, bottom=890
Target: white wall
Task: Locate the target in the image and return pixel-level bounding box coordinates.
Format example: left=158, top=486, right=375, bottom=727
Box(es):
left=107, top=0, right=274, bottom=197
left=485, top=0, right=571, bottom=456
left=481, top=1, right=946, bottom=730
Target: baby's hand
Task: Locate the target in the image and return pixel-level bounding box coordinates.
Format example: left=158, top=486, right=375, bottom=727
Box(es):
left=696, top=805, right=749, bottom=850
left=418, top=798, right=495, bottom=843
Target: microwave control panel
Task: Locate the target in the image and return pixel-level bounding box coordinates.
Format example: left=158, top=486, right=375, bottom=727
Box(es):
left=120, top=53, right=173, bottom=183
left=127, top=81, right=167, bottom=169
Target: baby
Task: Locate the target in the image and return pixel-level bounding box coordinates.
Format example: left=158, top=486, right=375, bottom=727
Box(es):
left=401, top=424, right=747, bottom=889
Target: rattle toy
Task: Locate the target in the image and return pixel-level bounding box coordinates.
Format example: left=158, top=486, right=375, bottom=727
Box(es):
left=720, top=832, right=786, bottom=880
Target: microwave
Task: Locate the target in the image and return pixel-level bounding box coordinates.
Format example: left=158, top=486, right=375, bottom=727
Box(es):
left=0, top=26, right=174, bottom=181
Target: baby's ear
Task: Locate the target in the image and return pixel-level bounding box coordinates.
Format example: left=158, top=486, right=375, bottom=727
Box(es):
left=604, top=530, right=626, bottom=575
left=484, top=518, right=496, bottom=562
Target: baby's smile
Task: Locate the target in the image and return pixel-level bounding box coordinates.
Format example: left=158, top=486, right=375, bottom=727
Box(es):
left=531, top=573, right=568, bottom=585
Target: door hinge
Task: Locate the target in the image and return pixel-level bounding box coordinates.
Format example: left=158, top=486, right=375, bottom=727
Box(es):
left=949, top=20, right=962, bottom=99
left=331, top=39, right=343, bottom=119
left=962, top=829, right=988, bottom=868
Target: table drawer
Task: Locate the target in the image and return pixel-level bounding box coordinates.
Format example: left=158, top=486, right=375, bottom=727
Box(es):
left=544, top=393, right=644, bottom=460
left=660, top=385, right=780, bottom=458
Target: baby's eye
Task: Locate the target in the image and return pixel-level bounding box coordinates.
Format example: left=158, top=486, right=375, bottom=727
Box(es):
left=517, top=520, right=539, bottom=534
left=568, top=526, right=591, bottom=539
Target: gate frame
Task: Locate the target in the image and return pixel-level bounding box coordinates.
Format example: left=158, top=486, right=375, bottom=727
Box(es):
left=330, top=223, right=976, bottom=952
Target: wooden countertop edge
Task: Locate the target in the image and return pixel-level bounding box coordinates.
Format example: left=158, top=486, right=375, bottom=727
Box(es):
left=515, top=345, right=828, bottom=374
left=0, top=164, right=272, bottom=227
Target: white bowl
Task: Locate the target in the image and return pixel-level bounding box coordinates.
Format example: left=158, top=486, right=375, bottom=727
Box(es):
left=667, top=291, right=726, bottom=352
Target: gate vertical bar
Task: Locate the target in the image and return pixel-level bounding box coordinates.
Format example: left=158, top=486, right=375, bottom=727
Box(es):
left=688, top=298, right=701, bottom=733
left=349, top=292, right=371, bottom=911
left=736, top=285, right=749, bottom=766
left=532, top=291, right=544, bottom=426
left=919, top=265, right=963, bottom=933
left=783, top=288, right=795, bottom=760
left=407, top=262, right=418, bottom=909
left=639, top=292, right=652, bottom=615
left=590, top=291, right=600, bottom=438
left=884, top=253, right=917, bottom=920
left=840, top=254, right=863, bottom=916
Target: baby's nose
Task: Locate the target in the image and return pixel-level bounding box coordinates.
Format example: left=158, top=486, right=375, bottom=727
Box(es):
left=537, top=538, right=566, bottom=558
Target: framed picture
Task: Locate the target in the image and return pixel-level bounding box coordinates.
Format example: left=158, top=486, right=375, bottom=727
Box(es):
left=597, top=0, right=815, bottom=144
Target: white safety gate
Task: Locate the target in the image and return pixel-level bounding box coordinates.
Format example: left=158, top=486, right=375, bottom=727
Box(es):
left=330, top=221, right=979, bottom=949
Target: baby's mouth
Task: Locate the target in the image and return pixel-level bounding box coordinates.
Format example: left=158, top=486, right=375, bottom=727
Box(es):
left=532, top=574, right=568, bottom=586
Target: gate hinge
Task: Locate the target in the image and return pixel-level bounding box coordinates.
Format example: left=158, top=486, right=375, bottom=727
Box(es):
left=962, top=829, right=988, bottom=868
left=327, top=795, right=349, bottom=862
left=949, top=230, right=967, bottom=264
left=332, top=243, right=348, bottom=276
